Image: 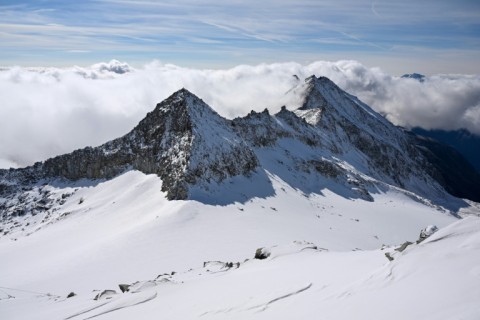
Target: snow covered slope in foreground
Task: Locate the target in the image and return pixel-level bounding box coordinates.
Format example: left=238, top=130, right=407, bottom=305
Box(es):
left=1, top=170, right=478, bottom=319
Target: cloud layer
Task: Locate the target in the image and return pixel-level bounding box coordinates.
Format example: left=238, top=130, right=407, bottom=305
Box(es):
left=0, top=60, right=479, bottom=168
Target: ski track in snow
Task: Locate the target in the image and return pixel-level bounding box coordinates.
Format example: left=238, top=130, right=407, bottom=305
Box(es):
left=248, top=283, right=313, bottom=313
left=199, top=283, right=313, bottom=316
left=65, top=291, right=158, bottom=320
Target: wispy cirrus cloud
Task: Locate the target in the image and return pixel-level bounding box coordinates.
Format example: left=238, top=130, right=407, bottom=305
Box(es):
left=1, top=1, right=479, bottom=73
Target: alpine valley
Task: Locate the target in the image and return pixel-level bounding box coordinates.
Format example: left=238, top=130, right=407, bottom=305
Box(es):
left=1, top=76, right=479, bottom=320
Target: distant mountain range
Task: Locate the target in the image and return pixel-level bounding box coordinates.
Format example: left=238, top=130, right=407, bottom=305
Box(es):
left=401, top=73, right=426, bottom=82
left=412, top=128, right=480, bottom=172
left=400, top=72, right=479, bottom=173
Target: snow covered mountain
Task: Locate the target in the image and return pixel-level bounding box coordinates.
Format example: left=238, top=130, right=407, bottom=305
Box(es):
left=0, top=76, right=459, bottom=214
left=1, top=76, right=479, bottom=320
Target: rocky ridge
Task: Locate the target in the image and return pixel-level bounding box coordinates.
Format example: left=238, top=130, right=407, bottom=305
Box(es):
left=294, top=76, right=434, bottom=190
left=0, top=76, right=459, bottom=231
left=1, top=89, right=258, bottom=200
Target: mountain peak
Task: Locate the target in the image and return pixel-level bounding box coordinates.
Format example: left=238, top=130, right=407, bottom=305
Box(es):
left=136, top=87, right=226, bottom=140
left=170, top=87, right=197, bottom=100
left=298, top=75, right=387, bottom=127
left=125, top=88, right=258, bottom=199
left=305, top=75, right=336, bottom=85
left=293, top=75, right=435, bottom=190
left=304, top=75, right=341, bottom=93
left=298, top=75, right=339, bottom=111
left=154, top=88, right=214, bottom=115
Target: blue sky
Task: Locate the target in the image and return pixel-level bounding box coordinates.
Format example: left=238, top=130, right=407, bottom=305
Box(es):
left=1, top=0, right=479, bottom=74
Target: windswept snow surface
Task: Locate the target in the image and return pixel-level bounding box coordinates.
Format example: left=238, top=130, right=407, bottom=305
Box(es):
left=2, top=170, right=478, bottom=319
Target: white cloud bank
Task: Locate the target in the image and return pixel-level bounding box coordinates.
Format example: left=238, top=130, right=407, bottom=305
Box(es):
left=1, top=60, right=479, bottom=169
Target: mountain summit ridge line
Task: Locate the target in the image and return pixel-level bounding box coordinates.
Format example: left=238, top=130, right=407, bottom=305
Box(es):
left=0, top=76, right=468, bottom=207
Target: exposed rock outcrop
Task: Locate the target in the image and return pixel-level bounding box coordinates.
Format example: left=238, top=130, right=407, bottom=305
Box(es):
left=1, top=89, right=258, bottom=200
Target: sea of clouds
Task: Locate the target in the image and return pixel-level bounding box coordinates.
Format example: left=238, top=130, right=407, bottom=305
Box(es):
left=1, top=59, right=479, bottom=169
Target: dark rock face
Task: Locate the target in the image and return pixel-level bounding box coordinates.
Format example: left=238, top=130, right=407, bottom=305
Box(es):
left=254, top=247, right=270, bottom=260
left=118, top=284, right=130, bottom=293
left=395, top=241, right=413, bottom=252
left=232, top=109, right=291, bottom=147
left=124, top=89, right=258, bottom=199
left=309, top=160, right=342, bottom=178
left=0, top=89, right=258, bottom=201
left=42, top=147, right=133, bottom=181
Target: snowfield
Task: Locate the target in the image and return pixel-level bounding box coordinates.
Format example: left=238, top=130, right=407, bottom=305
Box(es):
left=1, top=170, right=479, bottom=320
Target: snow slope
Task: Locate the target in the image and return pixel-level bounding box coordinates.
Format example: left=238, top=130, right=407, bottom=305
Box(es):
left=2, top=170, right=476, bottom=319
